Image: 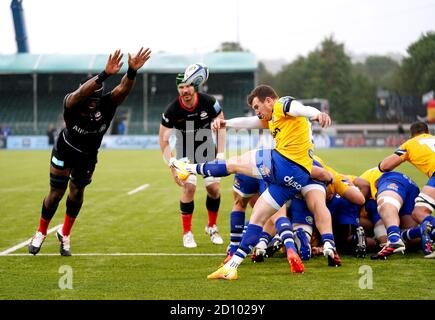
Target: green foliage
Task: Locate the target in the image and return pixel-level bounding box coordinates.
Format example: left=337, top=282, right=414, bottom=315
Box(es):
left=393, top=31, right=435, bottom=95
left=215, top=41, right=247, bottom=52
left=354, top=56, right=400, bottom=90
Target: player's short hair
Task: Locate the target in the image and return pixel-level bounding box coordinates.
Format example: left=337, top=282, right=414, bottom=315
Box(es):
left=410, top=121, right=429, bottom=136
left=247, top=84, right=278, bottom=106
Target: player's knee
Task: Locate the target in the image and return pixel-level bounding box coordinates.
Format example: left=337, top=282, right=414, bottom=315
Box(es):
left=414, top=192, right=435, bottom=212
left=50, top=173, right=69, bottom=190
left=70, top=175, right=92, bottom=189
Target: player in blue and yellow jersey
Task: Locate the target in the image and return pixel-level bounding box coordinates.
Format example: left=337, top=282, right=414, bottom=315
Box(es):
left=355, top=167, right=420, bottom=259
left=171, top=85, right=335, bottom=279
left=378, top=121, right=435, bottom=258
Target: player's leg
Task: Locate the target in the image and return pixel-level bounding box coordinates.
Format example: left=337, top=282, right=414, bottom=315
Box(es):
left=55, top=161, right=95, bottom=256
left=29, top=161, right=70, bottom=255
left=412, top=184, right=435, bottom=254
left=172, top=149, right=263, bottom=179
left=179, top=176, right=197, bottom=248
left=227, top=184, right=253, bottom=257
left=204, top=178, right=223, bottom=245
left=304, top=188, right=342, bottom=266
left=371, top=190, right=405, bottom=259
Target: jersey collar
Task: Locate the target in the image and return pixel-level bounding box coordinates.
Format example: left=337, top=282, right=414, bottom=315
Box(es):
left=179, top=93, right=198, bottom=112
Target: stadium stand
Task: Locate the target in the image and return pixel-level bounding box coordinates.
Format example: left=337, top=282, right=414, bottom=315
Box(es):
left=0, top=52, right=257, bottom=135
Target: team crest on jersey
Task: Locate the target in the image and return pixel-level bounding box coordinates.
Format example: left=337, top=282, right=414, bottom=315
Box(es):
left=94, top=111, right=102, bottom=121
left=200, top=111, right=208, bottom=120
left=386, top=183, right=399, bottom=192
left=258, top=164, right=271, bottom=177
left=234, top=179, right=240, bottom=188
left=305, top=216, right=313, bottom=225
left=99, top=124, right=106, bottom=132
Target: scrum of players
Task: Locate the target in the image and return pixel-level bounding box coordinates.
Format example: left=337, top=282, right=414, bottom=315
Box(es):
left=170, top=88, right=434, bottom=280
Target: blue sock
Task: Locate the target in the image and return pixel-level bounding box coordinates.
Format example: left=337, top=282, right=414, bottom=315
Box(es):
left=197, top=160, right=228, bottom=177
left=229, top=211, right=245, bottom=255
left=235, top=224, right=263, bottom=259
left=275, top=217, right=297, bottom=252
left=422, top=215, right=435, bottom=227
left=401, top=227, right=421, bottom=242
left=257, top=231, right=272, bottom=247
left=387, top=225, right=401, bottom=243
left=321, top=233, right=336, bottom=248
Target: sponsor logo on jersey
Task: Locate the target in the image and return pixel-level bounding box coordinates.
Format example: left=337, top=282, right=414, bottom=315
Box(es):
left=284, top=175, right=302, bottom=190
left=272, top=127, right=280, bottom=138
left=94, top=111, right=102, bottom=121
left=200, top=111, right=208, bottom=120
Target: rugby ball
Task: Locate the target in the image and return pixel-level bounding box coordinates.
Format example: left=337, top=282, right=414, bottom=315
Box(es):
left=183, top=63, right=209, bottom=86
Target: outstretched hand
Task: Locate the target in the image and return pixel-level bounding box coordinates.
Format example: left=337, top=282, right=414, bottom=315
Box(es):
left=311, top=112, right=331, bottom=128
left=211, top=118, right=227, bottom=131
left=128, top=47, right=152, bottom=71
left=105, top=49, right=124, bottom=75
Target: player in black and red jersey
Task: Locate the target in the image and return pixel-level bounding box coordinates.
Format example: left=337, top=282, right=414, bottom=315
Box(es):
left=28, top=47, right=151, bottom=256
left=159, top=72, right=226, bottom=248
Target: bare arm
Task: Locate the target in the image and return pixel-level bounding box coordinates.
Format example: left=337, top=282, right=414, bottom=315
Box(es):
left=111, top=47, right=152, bottom=106
left=311, top=166, right=334, bottom=183
left=159, top=124, right=183, bottom=187
left=65, top=49, right=124, bottom=109
left=159, top=124, right=173, bottom=164
left=215, top=112, right=226, bottom=158
left=379, top=154, right=404, bottom=172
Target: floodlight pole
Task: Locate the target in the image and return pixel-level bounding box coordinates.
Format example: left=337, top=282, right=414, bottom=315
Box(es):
left=11, top=0, right=29, bottom=53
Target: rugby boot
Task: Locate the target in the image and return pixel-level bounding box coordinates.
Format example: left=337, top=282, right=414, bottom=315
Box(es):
left=287, top=248, right=305, bottom=273
left=56, top=229, right=72, bottom=256
left=207, top=265, right=238, bottom=280
left=371, top=239, right=405, bottom=260
left=28, top=231, right=46, bottom=255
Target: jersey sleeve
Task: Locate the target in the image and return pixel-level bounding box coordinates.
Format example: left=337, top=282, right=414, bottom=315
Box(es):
left=395, top=141, right=409, bottom=161
left=161, top=110, right=174, bottom=128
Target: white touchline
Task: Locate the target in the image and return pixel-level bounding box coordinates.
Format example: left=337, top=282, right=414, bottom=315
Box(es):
left=0, top=253, right=226, bottom=257
left=0, top=224, right=63, bottom=255
left=127, top=184, right=150, bottom=195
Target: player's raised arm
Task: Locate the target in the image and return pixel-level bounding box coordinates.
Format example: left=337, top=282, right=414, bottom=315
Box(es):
left=111, top=47, right=151, bottom=106
left=66, top=49, right=124, bottom=109
left=286, top=100, right=331, bottom=128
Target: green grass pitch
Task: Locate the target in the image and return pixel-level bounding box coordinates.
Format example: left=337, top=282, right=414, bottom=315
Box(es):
left=0, top=149, right=433, bottom=300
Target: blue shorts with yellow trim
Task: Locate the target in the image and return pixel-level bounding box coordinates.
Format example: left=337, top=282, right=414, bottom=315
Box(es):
left=376, top=172, right=419, bottom=215
left=233, top=173, right=267, bottom=197
left=255, top=149, right=310, bottom=206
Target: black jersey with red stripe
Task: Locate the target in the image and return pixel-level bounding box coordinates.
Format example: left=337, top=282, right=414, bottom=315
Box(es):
left=161, top=92, right=222, bottom=162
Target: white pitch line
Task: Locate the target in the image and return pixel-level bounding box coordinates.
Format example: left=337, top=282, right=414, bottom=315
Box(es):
left=127, top=184, right=150, bottom=195
left=0, top=253, right=226, bottom=257
left=0, top=224, right=63, bottom=256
